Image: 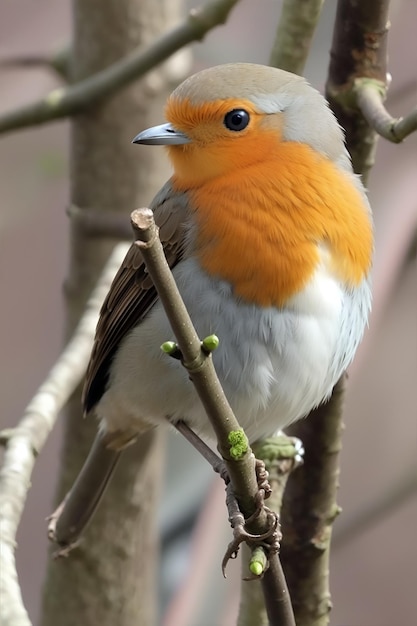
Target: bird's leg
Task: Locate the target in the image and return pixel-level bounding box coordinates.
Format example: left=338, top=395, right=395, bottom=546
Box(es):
left=172, top=420, right=278, bottom=576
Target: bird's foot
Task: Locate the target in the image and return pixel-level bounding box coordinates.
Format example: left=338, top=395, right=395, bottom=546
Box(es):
left=172, top=420, right=280, bottom=577
left=221, top=468, right=280, bottom=577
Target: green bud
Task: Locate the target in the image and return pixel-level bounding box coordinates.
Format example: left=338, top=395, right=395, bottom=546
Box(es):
left=249, top=560, right=264, bottom=576
left=202, top=334, right=220, bottom=352
left=228, top=428, right=249, bottom=460
left=161, top=341, right=177, bottom=354
left=249, top=546, right=267, bottom=577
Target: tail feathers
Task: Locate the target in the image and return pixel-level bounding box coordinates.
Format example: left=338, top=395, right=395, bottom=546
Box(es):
left=48, top=432, right=122, bottom=552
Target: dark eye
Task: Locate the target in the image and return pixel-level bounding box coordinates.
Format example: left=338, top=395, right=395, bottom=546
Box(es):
left=223, top=109, right=250, bottom=132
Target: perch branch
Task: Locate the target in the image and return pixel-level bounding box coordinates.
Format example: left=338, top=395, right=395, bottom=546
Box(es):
left=0, top=242, right=129, bottom=626
left=130, top=208, right=295, bottom=626
left=0, top=0, right=240, bottom=136
left=269, top=0, right=325, bottom=75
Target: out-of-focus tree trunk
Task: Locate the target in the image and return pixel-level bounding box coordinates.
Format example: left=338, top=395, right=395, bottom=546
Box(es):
left=41, top=1, right=187, bottom=625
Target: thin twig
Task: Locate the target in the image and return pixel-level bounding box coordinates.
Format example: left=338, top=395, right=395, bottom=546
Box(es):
left=269, top=0, right=325, bottom=75
left=131, top=208, right=295, bottom=626
left=0, top=0, right=240, bottom=136
left=131, top=208, right=263, bottom=507
left=355, top=79, right=417, bottom=143
left=0, top=243, right=128, bottom=626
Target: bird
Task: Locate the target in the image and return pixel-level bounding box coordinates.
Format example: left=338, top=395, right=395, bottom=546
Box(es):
left=50, top=63, right=373, bottom=547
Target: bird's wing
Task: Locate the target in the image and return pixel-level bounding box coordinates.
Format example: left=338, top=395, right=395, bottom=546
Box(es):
left=82, top=180, right=190, bottom=414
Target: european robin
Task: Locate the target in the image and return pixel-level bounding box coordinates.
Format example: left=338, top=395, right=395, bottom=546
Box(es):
left=52, top=63, right=373, bottom=545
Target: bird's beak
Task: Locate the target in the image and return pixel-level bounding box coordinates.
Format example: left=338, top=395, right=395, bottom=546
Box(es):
left=132, top=123, right=191, bottom=146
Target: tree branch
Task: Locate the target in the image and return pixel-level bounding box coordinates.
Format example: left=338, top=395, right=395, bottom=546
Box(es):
left=0, top=0, right=241, bottom=136
left=269, top=0, right=325, bottom=75
left=326, top=0, right=391, bottom=180
left=130, top=208, right=295, bottom=626
left=0, top=243, right=128, bottom=626
left=281, top=377, right=346, bottom=626
left=325, top=0, right=417, bottom=176
left=355, top=79, right=417, bottom=143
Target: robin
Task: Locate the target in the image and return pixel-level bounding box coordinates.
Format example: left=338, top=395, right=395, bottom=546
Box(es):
left=51, top=63, right=373, bottom=545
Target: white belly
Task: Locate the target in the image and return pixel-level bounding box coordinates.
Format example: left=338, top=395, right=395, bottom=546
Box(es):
left=97, top=258, right=371, bottom=443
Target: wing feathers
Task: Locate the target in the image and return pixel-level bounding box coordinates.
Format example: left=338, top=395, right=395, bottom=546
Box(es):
left=82, top=181, right=190, bottom=413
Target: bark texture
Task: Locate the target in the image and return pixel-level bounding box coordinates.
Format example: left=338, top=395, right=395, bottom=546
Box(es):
left=41, top=1, right=184, bottom=624
left=280, top=378, right=346, bottom=626
left=326, top=0, right=390, bottom=180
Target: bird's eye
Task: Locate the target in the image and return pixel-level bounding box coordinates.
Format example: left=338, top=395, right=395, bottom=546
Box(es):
left=223, top=109, right=250, bottom=132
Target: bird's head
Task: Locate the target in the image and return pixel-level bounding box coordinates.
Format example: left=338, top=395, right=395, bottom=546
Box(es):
left=133, top=63, right=347, bottom=186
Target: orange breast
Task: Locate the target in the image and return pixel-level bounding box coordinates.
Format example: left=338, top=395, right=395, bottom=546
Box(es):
left=172, top=141, right=373, bottom=308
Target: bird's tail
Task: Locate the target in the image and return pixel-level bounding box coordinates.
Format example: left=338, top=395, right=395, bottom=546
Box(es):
left=48, top=432, right=122, bottom=554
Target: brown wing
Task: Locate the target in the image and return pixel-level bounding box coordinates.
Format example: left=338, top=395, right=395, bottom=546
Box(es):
left=82, top=181, right=190, bottom=414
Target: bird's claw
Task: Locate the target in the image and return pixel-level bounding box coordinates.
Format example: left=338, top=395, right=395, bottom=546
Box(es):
left=222, top=465, right=280, bottom=577
left=255, top=458, right=272, bottom=500
left=221, top=505, right=280, bottom=577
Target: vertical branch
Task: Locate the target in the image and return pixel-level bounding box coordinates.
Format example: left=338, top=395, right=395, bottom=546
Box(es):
left=281, top=378, right=346, bottom=626
left=40, top=1, right=186, bottom=625
left=280, top=4, right=393, bottom=623
left=269, top=0, right=325, bottom=75
left=326, top=0, right=390, bottom=180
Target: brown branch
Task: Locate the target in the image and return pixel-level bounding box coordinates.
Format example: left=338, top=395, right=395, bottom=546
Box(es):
left=269, top=0, right=325, bottom=75
left=131, top=208, right=295, bottom=626
left=280, top=377, right=346, bottom=626
left=325, top=0, right=417, bottom=172
left=0, top=0, right=241, bottom=136
left=326, top=0, right=391, bottom=181
left=355, top=79, right=417, bottom=143
left=0, top=243, right=128, bottom=626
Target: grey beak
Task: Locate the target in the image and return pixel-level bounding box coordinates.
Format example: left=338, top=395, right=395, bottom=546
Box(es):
left=132, top=123, right=191, bottom=146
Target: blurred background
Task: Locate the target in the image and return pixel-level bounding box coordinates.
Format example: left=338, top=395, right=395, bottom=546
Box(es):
left=0, top=0, right=416, bottom=624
